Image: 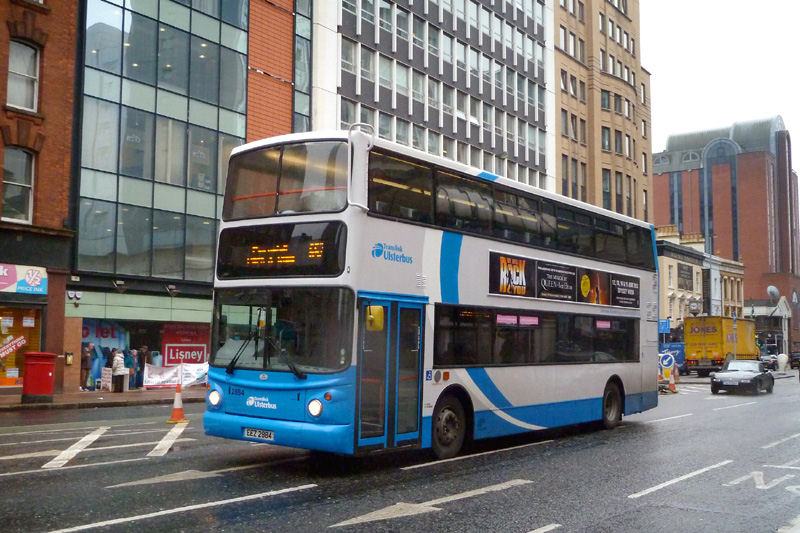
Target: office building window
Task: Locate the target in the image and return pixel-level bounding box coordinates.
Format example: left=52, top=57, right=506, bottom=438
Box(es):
left=601, top=127, right=611, bottom=151
left=602, top=169, right=611, bottom=210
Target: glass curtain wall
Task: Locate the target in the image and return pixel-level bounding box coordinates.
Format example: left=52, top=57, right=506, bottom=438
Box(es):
left=78, top=0, right=248, bottom=282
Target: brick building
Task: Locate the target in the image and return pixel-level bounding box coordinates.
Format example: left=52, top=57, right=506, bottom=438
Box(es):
left=652, top=116, right=800, bottom=352
left=0, top=0, right=77, bottom=389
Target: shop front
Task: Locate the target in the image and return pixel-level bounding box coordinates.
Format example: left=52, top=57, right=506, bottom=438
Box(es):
left=67, top=291, right=211, bottom=390
left=0, top=264, right=48, bottom=392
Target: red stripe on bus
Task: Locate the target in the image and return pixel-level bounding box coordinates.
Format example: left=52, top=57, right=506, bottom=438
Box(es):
left=233, top=186, right=346, bottom=201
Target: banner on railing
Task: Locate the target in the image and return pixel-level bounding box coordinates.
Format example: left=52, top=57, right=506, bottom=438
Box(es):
left=143, top=363, right=208, bottom=389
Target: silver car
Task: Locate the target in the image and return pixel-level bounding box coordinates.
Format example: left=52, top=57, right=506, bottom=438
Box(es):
left=710, top=360, right=774, bottom=395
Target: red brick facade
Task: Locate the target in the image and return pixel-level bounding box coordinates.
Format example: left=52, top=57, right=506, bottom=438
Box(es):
left=247, top=0, right=294, bottom=141
left=1, top=0, right=75, bottom=228
left=0, top=0, right=77, bottom=357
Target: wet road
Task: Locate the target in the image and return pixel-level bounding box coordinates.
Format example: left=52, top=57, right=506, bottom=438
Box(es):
left=2, top=377, right=800, bottom=532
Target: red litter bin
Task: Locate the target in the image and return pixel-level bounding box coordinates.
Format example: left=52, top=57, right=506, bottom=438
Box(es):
left=22, top=352, right=58, bottom=404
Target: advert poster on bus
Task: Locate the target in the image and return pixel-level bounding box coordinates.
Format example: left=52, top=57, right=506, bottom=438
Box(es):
left=489, top=252, right=640, bottom=309
left=489, top=252, right=535, bottom=297
left=536, top=261, right=576, bottom=301
left=610, top=275, right=640, bottom=308
left=576, top=268, right=610, bottom=305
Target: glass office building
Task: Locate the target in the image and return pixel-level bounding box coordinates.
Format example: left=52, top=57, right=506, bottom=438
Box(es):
left=78, top=0, right=248, bottom=285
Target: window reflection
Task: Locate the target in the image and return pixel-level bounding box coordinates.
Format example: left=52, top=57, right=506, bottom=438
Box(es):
left=185, top=216, right=216, bottom=281
left=119, top=106, right=155, bottom=179
left=79, top=198, right=117, bottom=272
left=123, top=11, right=157, bottom=85
left=85, top=0, right=123, bottom=75
left=190, top=36, right=219, bottom=105
left=153, top=210, right=185, bottom=278
left=82, top=97, right=119, bottom=173
left=158, top=25, right=189, bottom=94
left=155, top=116, right=187, bottom=185
left=116, top=204, right=152, bottom=275
left=188, top=125, right=217, bottom=192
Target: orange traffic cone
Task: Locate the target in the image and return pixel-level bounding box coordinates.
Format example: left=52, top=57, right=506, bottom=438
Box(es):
left=668, top=368, right=677, bottom=393
left=673, top=363, right=681, bottom=384
left=167, top=383, right=189, bottom=423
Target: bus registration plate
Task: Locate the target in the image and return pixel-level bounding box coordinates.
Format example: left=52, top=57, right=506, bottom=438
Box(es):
left=244, top=428, right=274, bottom=441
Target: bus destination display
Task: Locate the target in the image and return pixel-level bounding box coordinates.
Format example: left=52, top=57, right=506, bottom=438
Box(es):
left=217, top=222, right=345, bottom=278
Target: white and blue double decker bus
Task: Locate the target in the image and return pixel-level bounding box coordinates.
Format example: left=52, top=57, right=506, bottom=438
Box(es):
left=203, top=127, right=659, bottom=459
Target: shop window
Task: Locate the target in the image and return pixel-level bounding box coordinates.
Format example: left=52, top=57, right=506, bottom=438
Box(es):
left=0, top=308, right=42, bottom=387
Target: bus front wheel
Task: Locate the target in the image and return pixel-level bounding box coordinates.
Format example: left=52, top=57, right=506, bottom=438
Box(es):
left=601, top=381, right=622, bottom=429
left=432, top=395, right=466, bottom=459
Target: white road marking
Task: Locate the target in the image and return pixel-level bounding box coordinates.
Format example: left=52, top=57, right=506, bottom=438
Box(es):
left=401, top=440, right=553, bottom=470
left=778, top=514, right=800, bottom=533
left=42, top=427, right=110, bottom=468
left=0, top=438, right=195, bottom=464
left=762, top=432, right=800, bottom=449
left=0, top=449, right=61, bottom=460
left=713, top=401, right=756, bottom=411
left=330, top=479, right=532, bottom=527
left=0, top=420, right=161, bottom=437
left=48, top=484, right=317, bottom=533
left=0, top=458, right=148, bottom=478
left=0, top=429, right=170, bottom=447
left=646, top=413, right=693, bottom=423
left=147, top=423, right=188, bottom=457
left=528, top=524, right=562, bottom=533
left=764, top=457, right=800, bottom=470
left=107, top=460, right=302, bottom=488
left=627, top=460, right=733, bottom=499
left=724, top=471, right=795, bottom=489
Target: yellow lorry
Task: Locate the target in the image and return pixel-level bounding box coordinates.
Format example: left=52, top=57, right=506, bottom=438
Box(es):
left=684, top=316, right=759, bottom=376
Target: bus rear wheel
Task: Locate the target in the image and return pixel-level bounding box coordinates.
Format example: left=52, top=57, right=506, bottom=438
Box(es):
left=601, top=381, right=622, bottom=429
left=432, top=395, right=466, bottom=459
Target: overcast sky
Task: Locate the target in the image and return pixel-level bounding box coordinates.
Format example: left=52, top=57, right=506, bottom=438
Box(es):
left=639, top=0, right=800, bottom=155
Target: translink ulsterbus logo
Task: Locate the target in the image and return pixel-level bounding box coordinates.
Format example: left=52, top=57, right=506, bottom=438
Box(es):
left=371, top=243, right=414, bottom=264
left=246, top=396, right=277, bottom=409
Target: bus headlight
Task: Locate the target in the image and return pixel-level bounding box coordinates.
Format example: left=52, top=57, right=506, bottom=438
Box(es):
left=308, top=398, right=323, bottom=417
left=208, top=389, right=222, bottom=406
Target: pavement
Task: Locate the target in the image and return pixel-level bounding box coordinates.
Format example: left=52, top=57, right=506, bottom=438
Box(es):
left=0, top=385, right=207, bottom=411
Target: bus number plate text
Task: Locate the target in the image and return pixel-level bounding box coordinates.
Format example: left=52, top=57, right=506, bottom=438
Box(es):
left=244, top=428, right=274, bottom=441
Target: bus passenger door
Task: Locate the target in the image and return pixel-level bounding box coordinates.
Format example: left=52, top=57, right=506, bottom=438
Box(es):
left=357, top=299, right=423, bottom=451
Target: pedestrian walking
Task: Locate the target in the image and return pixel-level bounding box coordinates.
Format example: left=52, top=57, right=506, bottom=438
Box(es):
left=140, top=345, right=151, bottom=366
left=126, top=349, right=137, bottom=389
left=111, top=348, right=127, bottom=393
left=135, top=348, right=146, bottom=388
left=80, top=342, right=94, bottom=391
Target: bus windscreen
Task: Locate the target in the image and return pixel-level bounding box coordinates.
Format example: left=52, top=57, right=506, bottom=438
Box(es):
left=223, top=141, right=348, bottom=220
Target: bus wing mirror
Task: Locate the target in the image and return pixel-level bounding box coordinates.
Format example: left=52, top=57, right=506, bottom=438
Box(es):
left=366, top=306, right=384, bottom=332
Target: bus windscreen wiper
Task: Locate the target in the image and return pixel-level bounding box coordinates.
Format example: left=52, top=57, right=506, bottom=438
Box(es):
left=225, top=308, right=263, bottom=374
left=276, top=330, right=306, bottom=380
